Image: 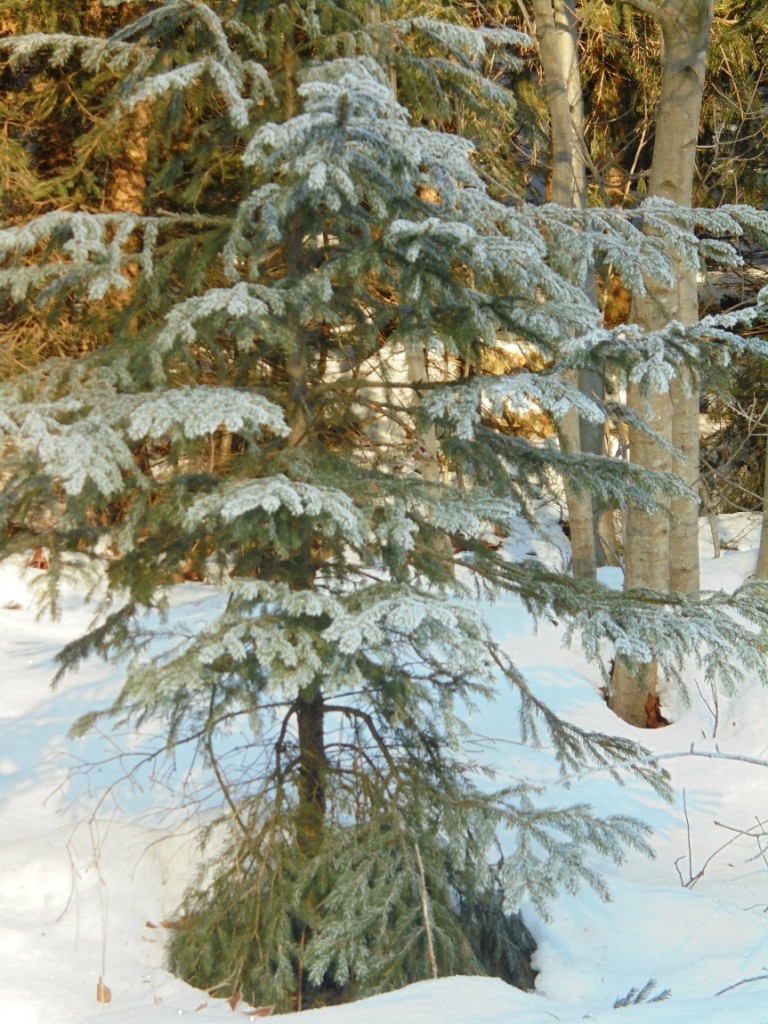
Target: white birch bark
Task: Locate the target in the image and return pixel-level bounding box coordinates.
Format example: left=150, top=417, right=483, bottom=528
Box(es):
left=532, top=0, right=602, bottom=580
left=622, top=1, right=711, bottom=595
left=609, top=0, right=713, bottom=725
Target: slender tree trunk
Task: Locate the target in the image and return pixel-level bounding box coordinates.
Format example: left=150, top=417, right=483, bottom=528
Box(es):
left=280, top=28, right=328, bottom=856
left=405, top=339, right=442, bottom=485
left=532, top=0, right=584, bottom=209
left=532, top=0, right=604, bottom=579
left=109, top=103, right=150, bottom=215
left=754, top=441, right=768, bottom=580
left=609, top=384, right=672, bottom=726
left=364, top=1, right=397, bottom=90
left=643, top=0, right=709, bottom=593
left=610, top=0, right=713, bottom=725
left=104, top=101, right=149, bottom=326
left=670, top=365, right=701, bottom=591
left=558, top=372, right=597, bottom=579
left=627, top=0, right=712, bottom=566
left=295, top=689, right=328, bottom=856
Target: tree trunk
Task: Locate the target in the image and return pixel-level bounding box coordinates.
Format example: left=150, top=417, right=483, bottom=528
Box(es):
left=609, top=383, right=671, bottom=727
left=610, top=0, right=713, bottom=724
left=533, top=0, right=585, bottom=209
left=624, top=1, right=710, bottom=596
left=532, top=0, right=604, bottom=579
left=559, top=372, right=597, bottom=579
left=642, top=0, right=710, bottom=593
left=670, top=365, right=700, bottom=592
left=109, top=102, right=150, bottom=215
left=295, top=689, right=328, bottom=857
left=754, top=439, right=768, bottom=580
left=405, top=339, right=442, bottom=485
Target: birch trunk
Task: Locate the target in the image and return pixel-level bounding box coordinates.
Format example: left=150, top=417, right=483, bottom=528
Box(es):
left=532, top=0, right=603, bottom=579
left=609, top=0, right=713, bottom=725
left=643, top=0, right=710, bottom=593
left=625, top=2, right=710, bottom=595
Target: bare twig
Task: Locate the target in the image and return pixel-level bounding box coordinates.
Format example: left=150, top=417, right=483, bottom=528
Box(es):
left=693, top=677, right=720, bottom=739
left=715, top=970, right=768, bottom=997
left=675, top=812, right=768, bottom=891
left=713, top=818, right=768, bottom=839
left=680, top=789, right=694, bottom=884
left=559, top=745, right=768, bottom=789
left=414, top=843, right=438, bottom=980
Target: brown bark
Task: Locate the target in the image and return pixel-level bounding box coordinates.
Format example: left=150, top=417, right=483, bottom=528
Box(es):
left=108, top=102, right=150, bottom=215
left=103, top=101, right=150, bottom=334
left=295, top=690, right=328, bottom=856
left=280, top=36, right=326, bottom=843
left=754, top=442, right=768, bottom=581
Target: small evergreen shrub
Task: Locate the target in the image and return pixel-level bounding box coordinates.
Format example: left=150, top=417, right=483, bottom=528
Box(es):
left=1, top=1, right=768, bottom=1013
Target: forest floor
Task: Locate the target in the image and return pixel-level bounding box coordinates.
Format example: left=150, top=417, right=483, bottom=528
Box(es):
left=1, top=510, right=767, bottom=1024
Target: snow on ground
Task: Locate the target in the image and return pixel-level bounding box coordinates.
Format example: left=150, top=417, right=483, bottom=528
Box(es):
left=1, top=514, right=768, bottom=1024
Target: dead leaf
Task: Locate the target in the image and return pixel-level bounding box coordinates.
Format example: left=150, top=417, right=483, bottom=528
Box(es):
left=159, top=914, right=193, bottom=930
left=96, top=977, right=112, bottom=1004
left=29, top=548, right=48, bottom=571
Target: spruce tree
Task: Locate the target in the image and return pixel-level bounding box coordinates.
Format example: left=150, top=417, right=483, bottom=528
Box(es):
left=1, top=0, right=768, bottom=1012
